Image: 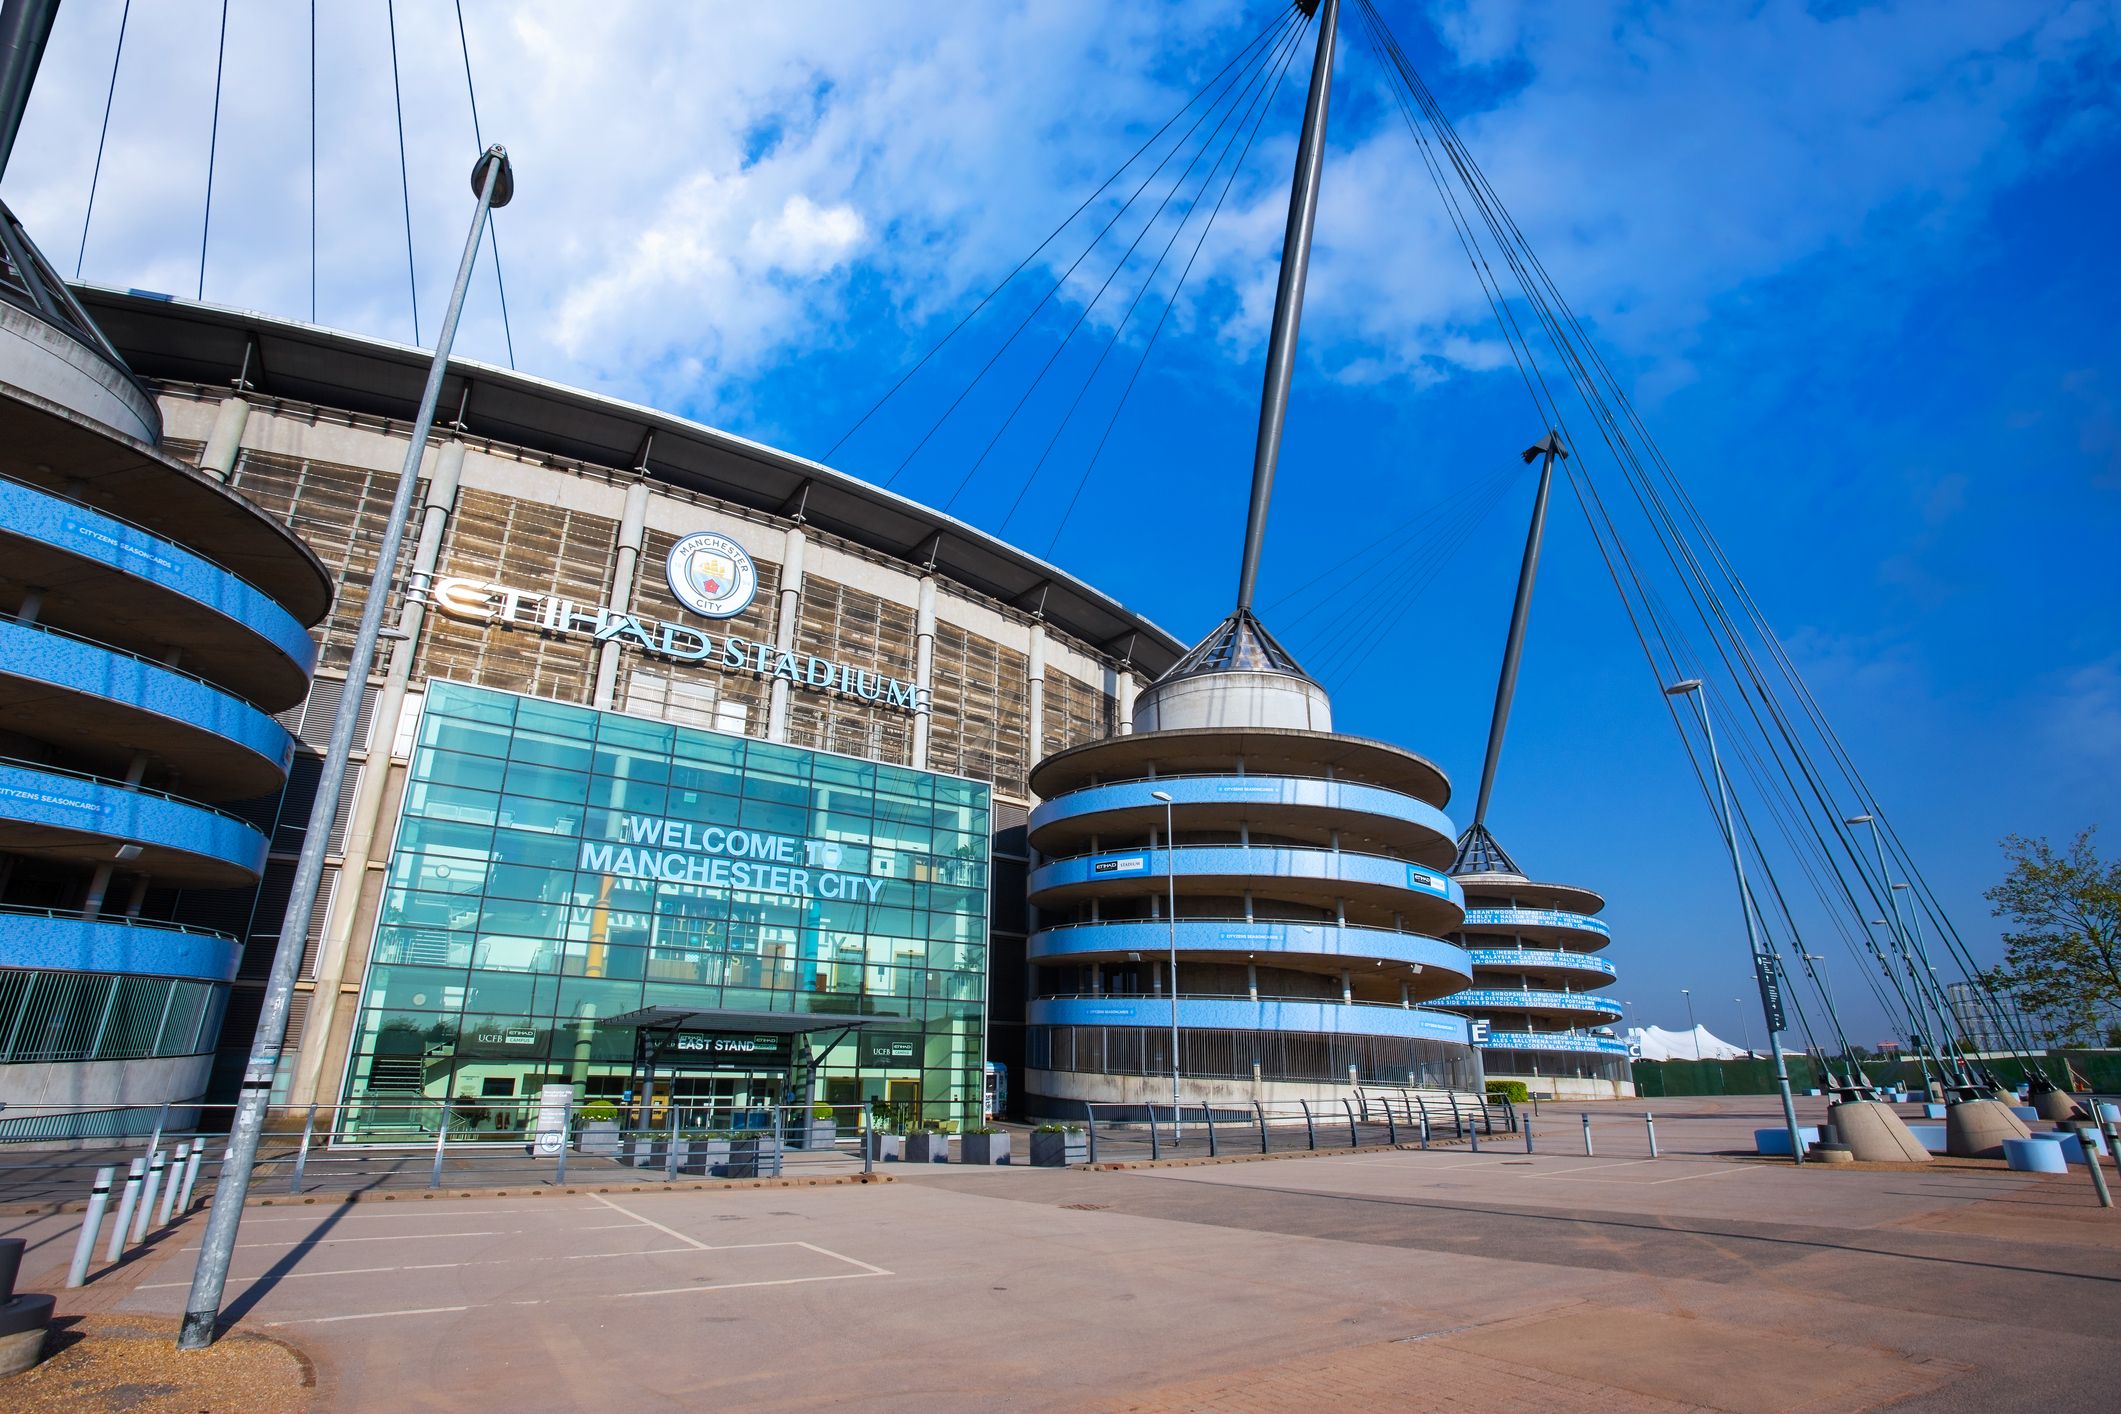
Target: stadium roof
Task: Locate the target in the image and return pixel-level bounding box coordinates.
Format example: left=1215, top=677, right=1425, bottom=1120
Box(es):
left=74, top=286, right=1188, bottom=678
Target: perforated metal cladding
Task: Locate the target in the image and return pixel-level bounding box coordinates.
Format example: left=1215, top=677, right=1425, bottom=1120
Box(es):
left=787, top=573, right=916, bottom=765
left=227, top=450, right=402, bottom=672
left=1042, top=665, right=1116, bottom=758
left=930, top=622, right=1029, bottom=798
left=415, top=487, right=620, bottom=702
left=616, top=525, right=781, bottom=735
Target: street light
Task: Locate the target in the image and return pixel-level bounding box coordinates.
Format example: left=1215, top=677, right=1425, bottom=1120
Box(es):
left=1665, top=677, right=1807, bottom=1163
left=179, top=144, right=516, bottom=1348
left=1151, top=790, right=1181, bottom=1136
left=1681, top=987, right=1700, bottom=1060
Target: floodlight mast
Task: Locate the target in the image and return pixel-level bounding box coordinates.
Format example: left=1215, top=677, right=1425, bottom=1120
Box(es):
left=1470, top=433, right=1567, bottom=830
left=178, top=145, right=516, bottom=1351
left=1233, top=0, right=1338, bottom=613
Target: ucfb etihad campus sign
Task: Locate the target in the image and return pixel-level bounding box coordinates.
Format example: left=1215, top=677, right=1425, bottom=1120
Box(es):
left=429, top=532, right=917, bottom=711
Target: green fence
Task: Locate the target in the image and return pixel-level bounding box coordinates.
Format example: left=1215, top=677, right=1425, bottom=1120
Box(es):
left=1631, top=1050, right=2121, bottom=1098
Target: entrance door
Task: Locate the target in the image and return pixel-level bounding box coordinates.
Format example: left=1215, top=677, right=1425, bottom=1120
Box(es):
left=886, top=1077, right=922, bottom=1128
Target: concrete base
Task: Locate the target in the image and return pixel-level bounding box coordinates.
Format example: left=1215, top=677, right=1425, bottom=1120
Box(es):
left=2002, top=1137, right=2068, bottom=1173
left=1754, top=1126, right=1822, bottom=1157
left=2034, top=1090, right=2083, bottom=1122
left=1829, top=1100, right=1933, bottom=1163
left=1945, top=1099, right=2034, bottom=1159
left=1810, top=1144, right=1856, bottom=1164
left=0, top=1319, right=49, bottom=1378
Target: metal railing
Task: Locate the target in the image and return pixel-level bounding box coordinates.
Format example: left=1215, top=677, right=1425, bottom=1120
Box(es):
left=1076, top=1089, right=1511, bottom=1164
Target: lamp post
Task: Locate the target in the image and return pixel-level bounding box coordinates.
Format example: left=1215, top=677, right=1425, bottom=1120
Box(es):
left=1681, top=988, right=1699, bottom=1060
left=1665, top=678, right=1806, bottom=1163
left=1151, top=790, right=1181, bottom=1136
left=178, top=145, right=515, bottom=1349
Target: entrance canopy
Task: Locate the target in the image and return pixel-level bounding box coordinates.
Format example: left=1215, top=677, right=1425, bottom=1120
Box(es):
left=605, top=1007, right=889, bottom=1037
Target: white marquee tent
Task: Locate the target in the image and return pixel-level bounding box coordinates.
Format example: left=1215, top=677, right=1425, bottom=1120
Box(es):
left=1626, top=1025, right=1752, bottom=1062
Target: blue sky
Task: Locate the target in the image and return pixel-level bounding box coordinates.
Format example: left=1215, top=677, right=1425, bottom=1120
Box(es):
left=8, top=1, right=2117, bottom=1048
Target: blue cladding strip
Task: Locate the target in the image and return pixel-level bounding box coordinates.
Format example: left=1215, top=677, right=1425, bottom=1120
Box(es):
left=1030, top=994, right=1475, bottom=1045
left=1482, top=1030, right=1633, bottom=1056
left=1459, top=906, right=1611, bottom=939
left=0, top=913, right=241, bottom=982
left=1030, top=775, right=1454, bottom=845
left=1029, top=845, right=1464, bottom=911
left=1437, top=988, right=1625, bottom=1018
left=1465, top=947, right=1616, bottom=976
left=1030, top=918, right=1469, bottom=980
left=0, top=619, right=293, bottom=775
left=0, top=761, right=269, bottom=877
left=0, top=477, right=318, bottom=672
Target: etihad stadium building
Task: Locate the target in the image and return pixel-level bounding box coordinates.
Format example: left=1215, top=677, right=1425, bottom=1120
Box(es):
left=26, top=285, right=1193, bottom=1133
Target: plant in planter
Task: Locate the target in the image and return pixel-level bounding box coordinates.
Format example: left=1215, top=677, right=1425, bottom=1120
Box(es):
left=800, top=1102, right=839, bottom=1151
left=575, top=1100, right=622, bottom=1156
left=960, top=1125, right=1011, bottom=1166
left=1029, top=1122, right=1088, bottom=1167
left=904, top=1126, right=952, bottom=1164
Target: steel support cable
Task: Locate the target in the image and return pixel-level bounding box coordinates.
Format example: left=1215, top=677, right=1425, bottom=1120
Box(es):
left=1268, top=458, right=1518, bottom=626
left=1301, top=468, right=1516, bottom=680
left=1041, top=24, right=1311, bottom=555
left=197, top=0, right=229, bottom=301
left=1317, top=481, right=1517, bottom=683
left=821, top=8, right=1299, bottom=468
left=386, top=0, right=420, bottom=343
left=883, top=16, right=1294, bottom=493
left=995, top=16, right=1309, bottom=533
left=74, top=0, right=131, bottom=277
left=453, top=0, right=514, bottom=368
left=947, top=15, right=1300, bottom=517
left=1374, top=11, right=1953, bottom=1058
left=309, top=0, right=317, bottom=321
left=1369, top=4, right=1995, bottom=1045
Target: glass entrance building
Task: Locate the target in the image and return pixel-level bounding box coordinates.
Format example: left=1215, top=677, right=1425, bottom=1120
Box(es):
left=342, top=681, right=990, bottom=1135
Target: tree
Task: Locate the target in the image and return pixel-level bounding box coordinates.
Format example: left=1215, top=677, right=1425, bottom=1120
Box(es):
left=1983, top=828, right=2121, bottom=1046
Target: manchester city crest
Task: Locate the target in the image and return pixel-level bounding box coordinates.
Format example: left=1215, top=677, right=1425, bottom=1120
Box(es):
left=666, top=531, right=758, bottom=619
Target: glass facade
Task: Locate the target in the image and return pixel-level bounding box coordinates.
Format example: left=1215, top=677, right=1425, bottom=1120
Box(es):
left=340, top=682, right=990, bottom=1136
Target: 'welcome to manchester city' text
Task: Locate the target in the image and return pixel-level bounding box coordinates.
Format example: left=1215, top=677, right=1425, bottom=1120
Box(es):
left=578, top=813, right=886, bottom=901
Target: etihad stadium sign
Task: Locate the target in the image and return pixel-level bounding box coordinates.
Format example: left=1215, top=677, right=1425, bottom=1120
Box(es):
left=428, top=571, right=917, bottom=712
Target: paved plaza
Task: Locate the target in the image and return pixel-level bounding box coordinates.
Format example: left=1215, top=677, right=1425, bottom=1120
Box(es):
left=6, top=1097, right=2117, bottom=1411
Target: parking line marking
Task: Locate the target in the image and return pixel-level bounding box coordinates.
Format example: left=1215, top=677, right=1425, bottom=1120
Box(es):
left=614, top=1270, right=887, bottom=1299
left=138, top=1247, right=703, bottom=1289
left=270, top=1304, right=470, bottom=1327
left=180, top=1230, right=508, bottom=1251
left=589, top=1193, right=710, bottom=1249
left=263, top=1269, right=892, bottom=1326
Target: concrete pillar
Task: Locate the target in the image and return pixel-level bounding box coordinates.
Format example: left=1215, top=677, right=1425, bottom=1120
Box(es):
left=765, top=526, right=808, bottom=742
left=593, top=479, right=652, bottom=711
left=200, top=395, right=251, bottom=482
left=911, top=575, right=937, bottom=769
left=290, top=439, right=466, bottom=1107
left=1400, top=980, right=1411, bottom=1008
left=1341, top=969, right=1353, bottom=1004
left=1115, top=668, right=1137, bottom=735
left=1026, top=623, right=1047, bottom=774
left=14, top=586, right=43, bottom=624
left=1247, top=962, right=1259, bottom=1001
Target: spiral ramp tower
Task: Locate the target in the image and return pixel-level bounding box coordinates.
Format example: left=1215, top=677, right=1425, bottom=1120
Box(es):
left=0, top=202, right=330, bottom=1131
left=1437, top=824, right=1634, bottom=1099
left=1022, top=613, right=1482, bottom=1114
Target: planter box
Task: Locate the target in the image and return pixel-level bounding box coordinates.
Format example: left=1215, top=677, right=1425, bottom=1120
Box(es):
left=1029, top=1131, right=1088, bottom=1167
left=682, top=1139, right=730, bottom=1175
left=960, top=1132, right=1010, bottom=1166
left=795, top=1120, right=838, bottom=1151
left=904, top=1132, right=952, bottom=1164
left=717, top=1137, right=761, bottom=1178
left=575, top=1120, right=620, bottom=1156
left=866, top=1132, right=903, bottom=1162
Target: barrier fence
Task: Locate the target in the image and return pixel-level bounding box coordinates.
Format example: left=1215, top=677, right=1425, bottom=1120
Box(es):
left=1076, top=1090, right=1513, bottom=1164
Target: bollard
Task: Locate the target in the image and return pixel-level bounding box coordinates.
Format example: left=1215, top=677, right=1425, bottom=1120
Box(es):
left=1582, top=1112, right=1595, bottom=1157
left=67, top=1166, right=116, bottom=1288
left=107, top=1158, right=145, bottom=1262
left=1646, top=1112, right=1659, bottom=1158
left=158, top=1143, right=190, bottom=1226
left=430, top=1099, right=453, bottom=1189
left=144, top=1102, right=170, bottom=1165
left=1524, top=1118, right=1535, bottom=1155
left=177, top=1143, right=204, bottom=1214
left=1419, top=1114, right=1430, bottom=1150
left=133, top=1148, right=168, bottom=1242
left=1469, top=1117, right=1480, bottom=1153
left=2078, top=1127, right=2114, bottom=1209
left=290, top=1104, right=319, bottom=1194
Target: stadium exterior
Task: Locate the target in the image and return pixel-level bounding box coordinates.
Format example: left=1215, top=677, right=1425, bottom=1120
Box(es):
left=1440, top=831, right=1633, bottom=1098
left=0, top=212, right=328, bottom=1127
left=40, top=285, right=1194, bottom=1133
